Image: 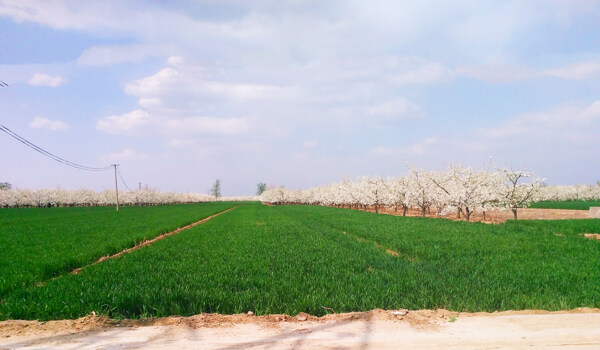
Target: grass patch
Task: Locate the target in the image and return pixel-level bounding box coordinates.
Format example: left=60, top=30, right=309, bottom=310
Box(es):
left=1, top=204, right=598, bottom=320
left=530, top=200, right=600, bottom=210
left=0, top=202, right=240, bottom=299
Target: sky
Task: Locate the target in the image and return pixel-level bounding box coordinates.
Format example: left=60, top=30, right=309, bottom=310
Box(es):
left=1, top=0, right=599, bottom=195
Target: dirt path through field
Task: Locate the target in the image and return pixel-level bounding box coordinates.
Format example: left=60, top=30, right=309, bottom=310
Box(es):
left=69, top=206, right=238, bottom=275
left=2, top=308, right=599, bottom=349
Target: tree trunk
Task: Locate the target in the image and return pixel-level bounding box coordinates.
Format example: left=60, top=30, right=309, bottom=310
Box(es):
left=375, top=204, right=379, bottom=214
left=421, top=207, right=426, bottom=217
left=457, top=208, right=461, bottom=219
left=483, top=211, right=486, bottom=221
left=465, top=207, right=471, bottom=222
left=512, top=207, right=518, bottom=220
left=403, top=206, right=408, bottom=216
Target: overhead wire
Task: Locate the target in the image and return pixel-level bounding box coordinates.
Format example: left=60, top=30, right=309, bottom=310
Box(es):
left=116, top=168, right=133, bottom=191
left=0, top=123, right=112, bottom=171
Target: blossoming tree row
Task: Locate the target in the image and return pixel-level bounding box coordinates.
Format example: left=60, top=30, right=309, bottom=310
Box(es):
left=260, top=165, right=599, bottom=220
left=0, top=188, right=257, bottom=208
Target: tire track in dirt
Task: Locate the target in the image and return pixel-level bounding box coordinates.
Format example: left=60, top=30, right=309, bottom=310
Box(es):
left=35, top=206, right=239, bottom=287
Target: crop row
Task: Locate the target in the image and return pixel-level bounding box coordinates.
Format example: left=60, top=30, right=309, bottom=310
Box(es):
left=0, top=202, right=238, bottom=298
left=529, top=200, right=600, bottom=210
left=1, top=203, right=598, bottom=320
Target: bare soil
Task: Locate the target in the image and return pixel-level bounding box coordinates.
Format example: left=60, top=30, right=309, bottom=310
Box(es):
left=334, top=205, right=591, bottom=223
left=2, top=308, right=599, bottom=349
left=584, top=233, right=600, bottom=240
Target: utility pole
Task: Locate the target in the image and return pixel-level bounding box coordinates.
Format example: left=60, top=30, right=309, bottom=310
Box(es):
left=139, top=182, right=142, bottom=191
left=113, top=164, right=120, bottom=211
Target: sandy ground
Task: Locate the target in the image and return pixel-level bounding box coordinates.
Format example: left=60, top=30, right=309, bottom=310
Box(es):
left=2, top=308, right=599, bottom=349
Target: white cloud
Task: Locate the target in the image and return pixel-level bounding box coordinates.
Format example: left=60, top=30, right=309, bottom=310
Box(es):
left=303, top=140, right=318, bottom=148
left=371, top=146, right=394, bottom=156
left=163, top=116, right=248, bottom=135
left=542, top=62, right=600, bottom=80
left=372, top=137, right=438, bottom=156
left=28, top=117, right=69, bottom=131
left=94, top=62, right=298, bottom=140
left=28, top=73, right=65, bottom=87
left=3, top=0, right=600, bottom=192
left=100, top=148, right=148, bottom=162
left=124, top=67, right=289, bottom=102
left=458, top=61, right=600, bottom=83
left=138, top=98, right=162, bottom=108
left=366, top=98, right=422, bottom=120
left=96, top=109, right=153, bottom=135
left=125, top=68, right=180, bottom=96
left=389, top=60, right=454, bottom=85
left=457, top=64, right=535, bottom=83
left=323, top=95, right=424, bottom=129
left=77, top=44, right=167, bottom=66
left=581, top=101, right=600, bottom=120
left=478, top=101, right=600, bottom=140
left=168, top=138, right=196, bottom=148
left=96, top=109, right=248, bottom=137
left=167, top=56, right=185, bottom=66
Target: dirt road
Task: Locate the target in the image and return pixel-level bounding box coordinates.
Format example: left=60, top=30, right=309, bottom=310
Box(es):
left=2, top=308, right=599, bottom=349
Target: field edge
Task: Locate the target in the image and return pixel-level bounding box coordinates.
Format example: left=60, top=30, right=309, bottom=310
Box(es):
left=2, top=306, right=600, bottom=338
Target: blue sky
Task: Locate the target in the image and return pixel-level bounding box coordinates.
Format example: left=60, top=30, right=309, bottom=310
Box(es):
left=1, top=0, right=599, bottom=195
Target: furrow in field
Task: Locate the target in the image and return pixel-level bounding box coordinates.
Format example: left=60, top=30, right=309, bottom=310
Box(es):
left=70, top=206, right=238, bottom=274
left=4, top=203, right=600, bottom=321
left=1, top=202, right=239, bottom=299
left=290, top=207, right=420, bottom=263
left=340, top=230, right=417, bottom=261
left=32, top=206, right=239, bottom=288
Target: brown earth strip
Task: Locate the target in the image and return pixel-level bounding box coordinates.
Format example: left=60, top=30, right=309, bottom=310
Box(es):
left=583, top=233, right=600, bottom=240
left=341, top=231, right=406, bottom=259
left=385, top=249, right=400, bottom=257
left=271, top=203, right=591, bottom=223
left=69, top=206, right=238, bottom=275
left=2, top=308, right=599, bottom=338
left=3, top=310, right=600, bottom=349
left=377, top=206, right=591, bottom=223
left=34, top=207, right=239, bottom=288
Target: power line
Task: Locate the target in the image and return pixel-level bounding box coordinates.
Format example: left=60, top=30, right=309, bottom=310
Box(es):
left=0, top=123, right=112, bottom=171
left=116, top=168, right=133, bottom=191
left=0, top=81, right=8, bottom=87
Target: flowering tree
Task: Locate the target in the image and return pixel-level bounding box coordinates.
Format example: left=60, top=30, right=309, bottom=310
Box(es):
left=383, top=176, right=411, bottom=216
left=498, top=168, right=544, bottom=220
left=429, top=165, right=500, bottom=221
left=258, top=170, right=596, bottom=221
left=0, top=188, right=257, bottom=208
left=407, top=167, right=436, bottom=217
